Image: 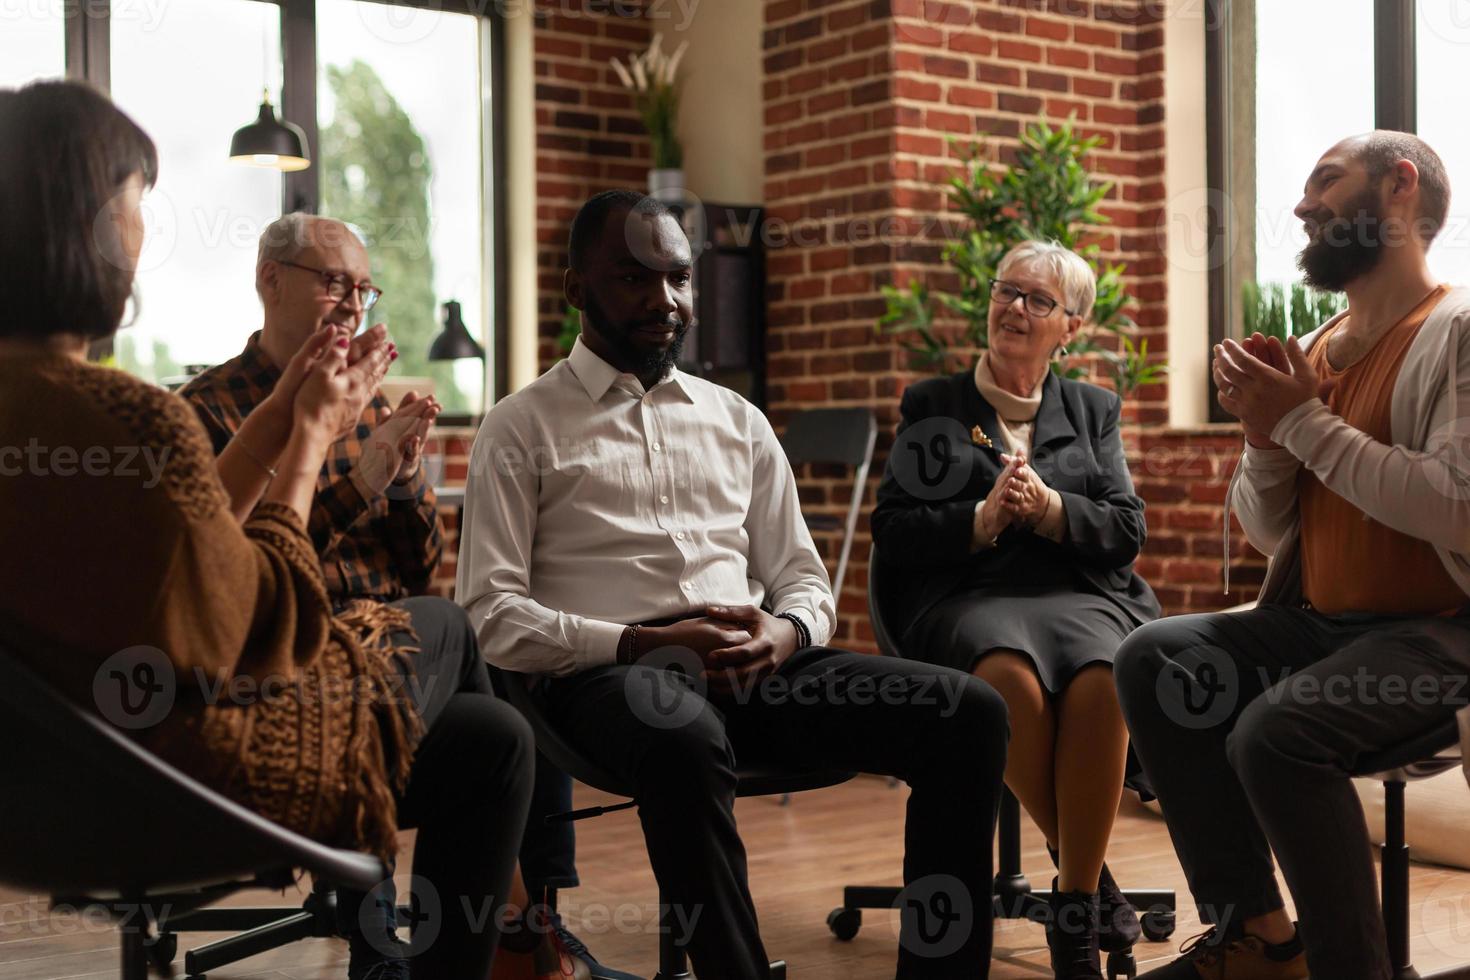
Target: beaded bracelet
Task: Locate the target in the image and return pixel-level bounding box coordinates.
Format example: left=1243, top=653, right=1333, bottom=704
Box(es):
left=776, top=612, right=811, bottom=650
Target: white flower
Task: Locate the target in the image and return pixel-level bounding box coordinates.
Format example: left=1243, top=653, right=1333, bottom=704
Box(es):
left=664, top=40, right=688, bottom=86
left=630, top=56, right=648, bottom=91
left=609, top=56, right=635, bottom=90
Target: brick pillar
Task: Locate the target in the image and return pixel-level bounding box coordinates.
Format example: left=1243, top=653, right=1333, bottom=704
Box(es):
left=533, top=3, right=654, bottom=372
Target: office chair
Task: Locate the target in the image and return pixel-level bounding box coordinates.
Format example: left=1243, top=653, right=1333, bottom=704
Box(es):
left=779, top=406, right=877, bottom=599
left=1354, top=717, right=1470, bottom=979
left=830, top=545, right=1179, bottom=979
left=0, top=648, right=386, bottom=980
left=497, top=667, right=858, bottom=980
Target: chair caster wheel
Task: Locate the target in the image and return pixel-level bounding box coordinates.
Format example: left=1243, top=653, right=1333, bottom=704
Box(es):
left=145, top=931, right=177, bottom=969
left=827, top=907, right=861, bottom=941
left=1141, top=909, right=1176, bottom=942
left=1107, top=949, right=1138, bottom=980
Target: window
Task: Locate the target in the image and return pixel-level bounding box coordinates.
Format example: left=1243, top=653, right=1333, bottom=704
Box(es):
left=0, top=11, right=64, bottom=87
left=53, top=0, right=502, bottom=409
left=1417, top=10, right=1470, bottom=283
left=317, top=0, right=489, bottom=416
left=1251, top=0, right=1374, bottom=289
left=110, top=0, right=285, bottom=383
left=1207, top=1, right=1451, bottom=418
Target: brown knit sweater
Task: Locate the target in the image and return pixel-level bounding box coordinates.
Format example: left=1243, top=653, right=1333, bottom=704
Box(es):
left=0, top=351, right=421, bottom=863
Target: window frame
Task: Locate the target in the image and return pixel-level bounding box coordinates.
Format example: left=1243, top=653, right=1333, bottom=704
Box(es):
left=60, top=0, right=507, bottom=407
left=1204, top=0, right=1417, bottom=421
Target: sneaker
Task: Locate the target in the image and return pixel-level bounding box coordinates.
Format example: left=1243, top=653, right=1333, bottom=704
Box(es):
left=546, top=913, right=644, bottom=980
left=1048, top=844, right=1142, bottom=953
left=1046, top=877, right=1102, bottom=979
left=1139, top=923, right=1307, bottom=979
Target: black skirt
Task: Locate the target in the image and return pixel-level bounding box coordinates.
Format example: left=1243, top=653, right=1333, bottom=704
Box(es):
left=903, top=586, right=1136, bottom=696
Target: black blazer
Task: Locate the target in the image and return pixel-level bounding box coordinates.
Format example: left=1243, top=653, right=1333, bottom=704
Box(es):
left=871, top=368, right=1160, bottom=642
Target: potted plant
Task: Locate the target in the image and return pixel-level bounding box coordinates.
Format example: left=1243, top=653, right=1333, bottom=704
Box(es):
left=878, top=118, right=1165, bottom=397
left=610, top=33, right=689, bottom=202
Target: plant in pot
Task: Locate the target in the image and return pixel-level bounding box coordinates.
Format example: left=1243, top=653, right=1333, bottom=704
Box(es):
left=610, top=33, right=689, bottom=203
left=878, top=118, right=1166, bottom=398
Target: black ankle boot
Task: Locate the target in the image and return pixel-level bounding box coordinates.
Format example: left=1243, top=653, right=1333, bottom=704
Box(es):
left=1048, top=844, right=1142, bottom=953
left=1047, top=877, right=1103, bottom=979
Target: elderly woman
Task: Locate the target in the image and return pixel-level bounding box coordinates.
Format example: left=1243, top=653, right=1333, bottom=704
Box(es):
left=872, top=240, right=1160, bottom=977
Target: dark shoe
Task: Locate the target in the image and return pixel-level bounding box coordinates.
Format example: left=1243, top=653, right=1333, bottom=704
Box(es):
left=547, top=913, right=645, bottom=980
left=1137, top=923, right=1307, bottom=979
left=1046, top=877, right=1103, bottom=979
left=1049, top=844, right=1142, bottom=952
left=347, top=933, right=410, bottom=980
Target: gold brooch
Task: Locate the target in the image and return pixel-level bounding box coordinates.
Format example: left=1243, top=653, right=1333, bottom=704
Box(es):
left=971, top=425, right=992, bottom=449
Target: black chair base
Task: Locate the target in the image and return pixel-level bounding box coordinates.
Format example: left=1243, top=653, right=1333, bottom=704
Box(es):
left=154, top=878, right=412, bottom=978
left=826, top=793, right=1176, bottom=980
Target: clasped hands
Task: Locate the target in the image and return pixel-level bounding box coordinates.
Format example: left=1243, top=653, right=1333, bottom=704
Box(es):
left=639, top=603, right=801, bottom=693
left=980, top=448, right=1051, bottom=540
left=1213, top=332, right=1336, bottom=449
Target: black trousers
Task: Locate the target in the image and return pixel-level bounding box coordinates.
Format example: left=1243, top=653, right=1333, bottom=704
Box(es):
left=340, top=596, right=534, bottom=979
left=538, top=646, right=1009, bottom=980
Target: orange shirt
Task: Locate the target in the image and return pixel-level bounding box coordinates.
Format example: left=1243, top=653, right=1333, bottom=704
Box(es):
left=1299, top=285, right=1465, bottom=615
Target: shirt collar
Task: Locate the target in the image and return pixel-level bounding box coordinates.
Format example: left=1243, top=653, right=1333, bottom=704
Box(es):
left=241, top=330, right=283, bottom=386
left=567, top=335, right=694, bottom=403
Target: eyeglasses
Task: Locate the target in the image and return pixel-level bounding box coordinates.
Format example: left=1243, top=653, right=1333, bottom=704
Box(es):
left=988, top=279, right=1074, bottom=318
left=279, top=260, right=383, bottom=312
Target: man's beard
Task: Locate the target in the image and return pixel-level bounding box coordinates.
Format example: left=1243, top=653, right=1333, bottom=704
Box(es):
left=584, top=291, right=688, bottom=380
left=1296, top=186, right=1388, bottom=292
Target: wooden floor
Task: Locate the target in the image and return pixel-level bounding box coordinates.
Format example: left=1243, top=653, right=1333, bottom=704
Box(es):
left=6, top=776, right=1470, bottom=978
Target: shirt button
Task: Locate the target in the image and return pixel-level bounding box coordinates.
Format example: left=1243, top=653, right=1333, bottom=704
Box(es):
left=652, top=442, right=662, bottom=453
left=676, top=531, right=686, bottom=540
left=660, top=495, right=669, bottom=504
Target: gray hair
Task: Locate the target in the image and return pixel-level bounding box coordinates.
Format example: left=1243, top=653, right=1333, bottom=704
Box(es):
left=255, top=212, right=364, bottom=303
left=996, top=240, right=1097, bottom=321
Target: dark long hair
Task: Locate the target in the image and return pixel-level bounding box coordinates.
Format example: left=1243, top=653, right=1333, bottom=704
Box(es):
left=0, top=80, right=158, bottom=341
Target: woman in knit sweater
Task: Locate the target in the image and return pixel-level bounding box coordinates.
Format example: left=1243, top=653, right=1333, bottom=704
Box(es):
left=871, top=241, right=1161, bottom=977
left=0, top=80, right=534, bottom=979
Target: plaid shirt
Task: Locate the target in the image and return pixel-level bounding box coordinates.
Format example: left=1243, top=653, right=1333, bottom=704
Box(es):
left=180, top=331, right=444, bottom=606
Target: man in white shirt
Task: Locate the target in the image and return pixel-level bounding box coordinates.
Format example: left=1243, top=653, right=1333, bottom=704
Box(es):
left=457, top=190, right=1009, bottom=979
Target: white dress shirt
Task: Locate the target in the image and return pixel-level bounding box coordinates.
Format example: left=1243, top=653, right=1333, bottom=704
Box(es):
left=455, top=337, right=836, bottom=676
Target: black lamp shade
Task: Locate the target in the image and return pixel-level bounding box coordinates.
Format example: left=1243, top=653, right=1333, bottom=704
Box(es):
left=229, top=100, right=310, bottom=173
left=429, top=300, right=486, bottom=361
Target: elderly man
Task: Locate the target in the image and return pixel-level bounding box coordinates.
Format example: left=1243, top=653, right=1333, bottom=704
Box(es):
left=181, top=213, right=446, bottom=980
left=182, top=213, right=443, bottom=608
left=1116, top=131, right=1470, bottom=980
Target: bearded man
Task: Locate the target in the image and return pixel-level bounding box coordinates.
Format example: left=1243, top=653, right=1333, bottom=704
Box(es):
left=1116, top=132, right=1470, bottom=980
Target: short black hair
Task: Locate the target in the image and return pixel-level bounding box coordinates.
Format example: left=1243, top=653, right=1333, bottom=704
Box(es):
left=567, top=189, right=675, bottom=273
left=1355, top=130, right=1451, bottom=244
left=0, top=80, right=158, bottom=341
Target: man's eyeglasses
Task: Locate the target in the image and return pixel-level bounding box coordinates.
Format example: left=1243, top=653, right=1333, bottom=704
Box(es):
left=279, top=260, right=383, bottom=312
left=988, top=279, right=1074, bottom=318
